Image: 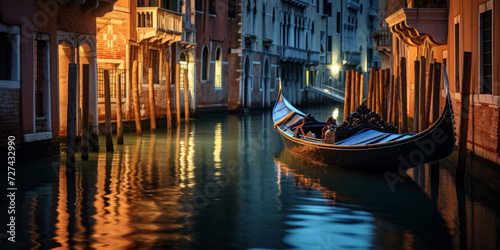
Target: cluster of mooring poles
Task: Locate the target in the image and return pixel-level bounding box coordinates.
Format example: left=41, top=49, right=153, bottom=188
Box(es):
left=343, top=57, right=443, bottom=135
left=67, top=59, right=190, bottom=168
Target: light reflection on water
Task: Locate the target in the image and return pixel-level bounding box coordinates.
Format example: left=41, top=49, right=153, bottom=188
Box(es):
left=2, top=107, right=499, bottom=250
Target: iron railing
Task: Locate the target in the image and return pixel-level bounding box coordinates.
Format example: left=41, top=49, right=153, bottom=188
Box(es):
left=97, top=68, right=126, bottom=99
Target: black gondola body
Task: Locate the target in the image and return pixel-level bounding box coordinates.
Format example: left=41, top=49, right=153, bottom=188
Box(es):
left=272, top=69, right=456, bottom=172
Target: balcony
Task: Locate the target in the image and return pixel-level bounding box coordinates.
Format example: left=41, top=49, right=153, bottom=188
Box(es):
left=279, top=46, right=307, bottom=63
left=307, top=50, right=320, bottom=65
left=373, top=29, right=392, bottom=54
left=137, top=7, right=183, bottom=44
left=347, top=0, right=360, bottom=11
left=343, top=51, right=361, bottom=66
left=284, top=0, right=310, bottom=8
left=385, top=7, right=447, bottom=46
left=368, top=7, right=378, bottom=19
left=180, top=27, right=196, bottom=49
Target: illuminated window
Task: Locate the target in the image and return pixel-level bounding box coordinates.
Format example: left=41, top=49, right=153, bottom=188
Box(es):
left=215, top=47, right=222, bottom=88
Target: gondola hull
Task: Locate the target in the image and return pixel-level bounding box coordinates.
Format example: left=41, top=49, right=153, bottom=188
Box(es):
left=273, top=85, right=456, bottom=173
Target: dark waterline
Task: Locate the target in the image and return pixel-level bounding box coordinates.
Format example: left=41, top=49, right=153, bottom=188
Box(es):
left=1, top=105, right=499, bottom=249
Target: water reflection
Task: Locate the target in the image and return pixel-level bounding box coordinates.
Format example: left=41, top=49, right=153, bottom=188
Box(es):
left=2, top=108, right=499, bottom=250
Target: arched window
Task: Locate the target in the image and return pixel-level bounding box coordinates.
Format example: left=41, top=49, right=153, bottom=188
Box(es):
left=201, top=46, right=209, bottom=81
left=215, top=47, right=222, bottom=88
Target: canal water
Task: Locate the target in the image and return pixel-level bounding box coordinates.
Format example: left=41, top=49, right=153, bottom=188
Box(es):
left=2, top=104, right=500, bottom=249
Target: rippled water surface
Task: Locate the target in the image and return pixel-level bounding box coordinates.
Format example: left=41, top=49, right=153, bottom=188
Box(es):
left=2, top=105, right=500, bottom=249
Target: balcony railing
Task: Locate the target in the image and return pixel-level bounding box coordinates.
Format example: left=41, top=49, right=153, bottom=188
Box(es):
left=343, top=51, right=361, bottom=66
left=285, top=0, right=310, bottom=8
left=279, top=46, right=307, bottom=63
left=347, top=0, right=360, bottom=10
left=374, top=29, right=391, bottom=48
left=137, top=7, right=182, bottom=43
left=307, top=50, right=320, bottom=65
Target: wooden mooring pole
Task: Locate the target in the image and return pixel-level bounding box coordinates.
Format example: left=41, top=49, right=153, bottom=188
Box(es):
left=148, top=68, right=157, bottom=133
left=424, top=62, right=434, bottom=128
left=104, top=70, right=114, bottom=152
left=419, top=56, right=426, bottom=132
left=132, top=60, right=142, bottom=136
left=359, top=72, right=364, bottom=105
left=165, top=61, right=172, bottom=129
left=400, top=57, right=408, bottom=133
left=432, top=62, right=442, bottom=123
left=457, top=52, right=472, bottom=182
left=350, top=70, right=356, bottom=113
left=175, top=63, right=181, bottom=125
left=367, top=67, right=375, bottom=109
left=414, top=60, right=420, bottom=132
left=184, top=69, right=189, bottom=123
left=344, top=70, right=352, bottom=120
left=66, top=63, right=77, bottom=168
left=374, top=69, right=380, bottom=115
left=116, top=73, right=123, bottom=144
left=81, top=64, right=90, bottom=160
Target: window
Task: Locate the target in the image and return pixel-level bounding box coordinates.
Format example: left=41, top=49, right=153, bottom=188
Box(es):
left=454, top=17, right=460, bottom=92
left=0, top=24, right=20, bottom=88
left=150, top=49, right=160, bottom=84
left=138, top=0, right=145, bottom=7
left=272, top=9, right=276, bottom=42
left=327, top=35, right=332, bottom=52
left=162, top=0, right=178, bottom=11
left=336, top=11, right=341, bottom=34
left=215, top=47, right=222, bottom=88
left=196, top=0, right=203, bottom=11
left=228, top=0, right=236, bottom=18
left=209, top=0, right=216, bottom=15
left=479, top=7, right=492, bottom=94
left=320, top=31, right=325, bottom=53
left=360, top=4, right=363, bottom=14
left=316, top=0, right=320, bottom=14
left=323, top=0, right=332, bottom=16
left=0, top=33, right=12, bottom=81
left=201, top=46, right=209, bottom=81
left=33, top=34, right=51, bottom=135
left=34, top=40, right=47, bottom=118
left=262, top=4, right=266, bottom=39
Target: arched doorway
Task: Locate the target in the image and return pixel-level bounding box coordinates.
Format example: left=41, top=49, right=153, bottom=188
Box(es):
left=180, top=51, right=195, bottom=113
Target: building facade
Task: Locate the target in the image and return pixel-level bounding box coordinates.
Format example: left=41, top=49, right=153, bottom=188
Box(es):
left=95, top=0, right=196, bottom=122
left=0, top=0, right=116, bottom=154
left=229, top=0, right=381, bottom=110
left=385, top=0, right=500, bottom=163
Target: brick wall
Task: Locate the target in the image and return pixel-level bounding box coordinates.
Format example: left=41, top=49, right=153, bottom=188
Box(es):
left=451, top=98, right=500, bottom=156
left=0, top=89, right=21, bottom=145
left=96, top=15, right=128, bottom=60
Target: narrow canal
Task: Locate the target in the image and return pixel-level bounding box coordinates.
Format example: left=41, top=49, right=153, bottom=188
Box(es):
left=3, top=105, right=500, bottom=249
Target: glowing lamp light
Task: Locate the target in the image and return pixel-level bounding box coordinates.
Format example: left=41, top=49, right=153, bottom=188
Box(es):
left=332, top=108, right=339, bottom=120
left=331, top=64, right=340, bottom=75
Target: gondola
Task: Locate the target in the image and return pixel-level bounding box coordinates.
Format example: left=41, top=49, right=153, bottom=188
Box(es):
left=272, top=69, right=456, bottom=172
